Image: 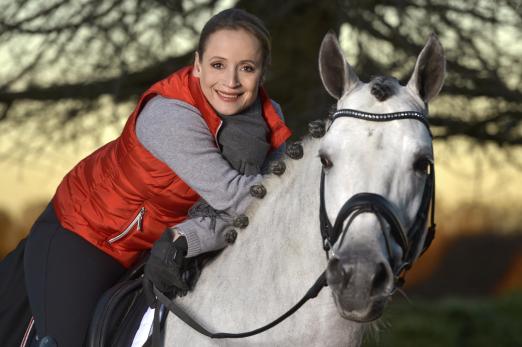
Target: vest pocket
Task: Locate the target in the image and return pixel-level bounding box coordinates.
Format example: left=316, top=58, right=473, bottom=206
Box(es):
left=108, top=207, right=145, bottom=244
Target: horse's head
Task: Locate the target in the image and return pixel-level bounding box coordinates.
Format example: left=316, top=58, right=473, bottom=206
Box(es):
left=318, top=32, right=445, bottom=322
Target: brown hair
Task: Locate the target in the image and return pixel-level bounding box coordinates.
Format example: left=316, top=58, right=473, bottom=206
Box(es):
left=197, top=8, right=271, bottom=71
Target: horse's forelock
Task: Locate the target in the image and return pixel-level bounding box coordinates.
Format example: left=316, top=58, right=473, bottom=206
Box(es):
left=370, top=76, right=398, bottom=102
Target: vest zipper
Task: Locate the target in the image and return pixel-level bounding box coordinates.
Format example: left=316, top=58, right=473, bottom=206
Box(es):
left=108, top=207, right=145, bottom=244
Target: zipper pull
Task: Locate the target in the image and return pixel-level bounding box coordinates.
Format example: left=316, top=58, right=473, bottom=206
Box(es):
left=137, top=207, right=145, bottom=232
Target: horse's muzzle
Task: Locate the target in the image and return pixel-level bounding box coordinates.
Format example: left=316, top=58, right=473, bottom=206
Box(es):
left=326, top=254, right=394, bottom=322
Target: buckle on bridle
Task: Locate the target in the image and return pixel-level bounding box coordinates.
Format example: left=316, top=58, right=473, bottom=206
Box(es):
left=323, top=239, right=331, bottom=252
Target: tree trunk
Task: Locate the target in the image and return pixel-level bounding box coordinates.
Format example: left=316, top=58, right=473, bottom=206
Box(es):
left=238, top=0, right=342, bottom=136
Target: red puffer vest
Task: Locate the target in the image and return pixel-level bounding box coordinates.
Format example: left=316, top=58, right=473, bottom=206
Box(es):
left=52, top=66, right=291, bottom=268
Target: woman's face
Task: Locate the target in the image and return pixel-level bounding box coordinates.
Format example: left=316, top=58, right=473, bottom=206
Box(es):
left=193, top=28, right=264, bottom=116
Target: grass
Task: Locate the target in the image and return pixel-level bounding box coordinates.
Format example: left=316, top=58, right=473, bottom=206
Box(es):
left=362, top=291, right=522, bottom=347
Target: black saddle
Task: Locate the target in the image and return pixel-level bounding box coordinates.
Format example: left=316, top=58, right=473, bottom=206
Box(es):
left=86, top=252, right=154, bottom=347
left=86, top=250, right=211, bottom=347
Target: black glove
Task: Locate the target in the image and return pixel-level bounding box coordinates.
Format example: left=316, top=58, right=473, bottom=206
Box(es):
left=175, top=256, right=204, bottom=297
left=143, top=228, right=189, bottom=307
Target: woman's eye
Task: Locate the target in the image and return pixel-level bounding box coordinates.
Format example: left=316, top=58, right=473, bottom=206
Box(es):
left=413, top=157, right=431, bottom=175
left=241, top=65, right=255, bottom=72
left=320, top=154, right=333, bottom=169
left=211, top=62, right=224, bottom=69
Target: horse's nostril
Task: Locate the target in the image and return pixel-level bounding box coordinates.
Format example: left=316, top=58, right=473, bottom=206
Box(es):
left=327, top=258, right=342, bottom=284
left=341, top=266, right=353, bottom=286
left=327, top=257, right=352, bottom=287
left=327, top=258, right=341, bottom=279
left=370, top=262, right=390, bottom=296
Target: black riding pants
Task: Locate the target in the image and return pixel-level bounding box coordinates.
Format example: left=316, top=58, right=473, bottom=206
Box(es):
left=24, top=204, right=126, bottom=346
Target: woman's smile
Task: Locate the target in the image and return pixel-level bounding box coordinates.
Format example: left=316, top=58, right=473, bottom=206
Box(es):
left=193, top=28, right=264, bottom=116
left=216, top=89, right=242, bottom=101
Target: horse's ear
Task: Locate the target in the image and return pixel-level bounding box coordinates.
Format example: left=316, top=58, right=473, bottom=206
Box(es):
left=318, top=31, right=360, bottom=100
left=407, top=33, right=446, bottom=103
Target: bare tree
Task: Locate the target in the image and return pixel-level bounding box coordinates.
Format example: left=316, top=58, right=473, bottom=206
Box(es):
left=338, top=0, right=522, bottom=146
left=0, top=0, right=520, bottom=165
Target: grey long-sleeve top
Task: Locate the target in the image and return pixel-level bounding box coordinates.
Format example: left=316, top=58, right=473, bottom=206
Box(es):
left=136, top=95, right=284, bottom=256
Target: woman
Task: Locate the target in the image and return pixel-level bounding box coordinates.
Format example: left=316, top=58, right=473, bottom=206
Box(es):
left=21, top=8, right=291, bottom=346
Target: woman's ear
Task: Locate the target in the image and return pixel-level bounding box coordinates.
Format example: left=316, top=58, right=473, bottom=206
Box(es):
left=193, top=52, right=201, bottom=77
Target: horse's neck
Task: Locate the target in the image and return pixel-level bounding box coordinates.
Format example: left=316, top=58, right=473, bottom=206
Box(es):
left=241, top=137, right=327, bottom=283
left=182, top=137, right=327, bottom=305
left=167, top=138, right=363, bottom=346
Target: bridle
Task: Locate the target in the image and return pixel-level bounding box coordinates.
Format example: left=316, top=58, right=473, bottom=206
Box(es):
left=319, top=108, right=436, bottom=287
left=152, top=108, right=436, bottom=341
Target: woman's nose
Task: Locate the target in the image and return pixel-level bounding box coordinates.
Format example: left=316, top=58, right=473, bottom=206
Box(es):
left=224, top=68, right=240, bottom=88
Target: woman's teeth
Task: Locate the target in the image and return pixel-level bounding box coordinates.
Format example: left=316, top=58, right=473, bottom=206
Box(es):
left=217, top=90, right=240, bottom=100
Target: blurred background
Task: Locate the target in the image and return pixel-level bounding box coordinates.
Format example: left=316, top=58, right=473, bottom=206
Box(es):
left=0, top=0, right=520, bottom=345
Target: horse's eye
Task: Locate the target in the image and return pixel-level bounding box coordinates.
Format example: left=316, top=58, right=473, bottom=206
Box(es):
left=413, top=157, right=431, bottom=175
left=320, top=154, right=333, bottom=169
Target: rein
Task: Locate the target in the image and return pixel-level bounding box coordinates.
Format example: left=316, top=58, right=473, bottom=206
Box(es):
left=153, top=272, right=326, bottom=339
left=152, top=108, right=436, bottom=342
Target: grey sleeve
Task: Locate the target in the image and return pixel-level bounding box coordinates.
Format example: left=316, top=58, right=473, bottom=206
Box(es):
left=136, top=95, right=261, bottom=214
left=172, top=216, right=234, bottom=257
left=136, top=96, right=262, bottom=256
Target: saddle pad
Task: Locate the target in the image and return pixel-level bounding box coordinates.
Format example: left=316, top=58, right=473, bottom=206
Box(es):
left=131, top=307, right=156, bottom=347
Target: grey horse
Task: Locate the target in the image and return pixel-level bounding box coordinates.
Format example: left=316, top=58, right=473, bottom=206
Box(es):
left=153, top=31, right=446, bottom=347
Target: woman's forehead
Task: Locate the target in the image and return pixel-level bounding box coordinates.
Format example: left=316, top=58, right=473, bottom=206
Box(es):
left=202, top=29, right=262, bottom=59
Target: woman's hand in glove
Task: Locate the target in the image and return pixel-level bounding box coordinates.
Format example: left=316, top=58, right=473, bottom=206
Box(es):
left=143, top=228, right=188, bottom=305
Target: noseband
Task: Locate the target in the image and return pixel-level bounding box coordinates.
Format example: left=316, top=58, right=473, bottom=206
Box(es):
left=319, top=109, right=436, bottom=284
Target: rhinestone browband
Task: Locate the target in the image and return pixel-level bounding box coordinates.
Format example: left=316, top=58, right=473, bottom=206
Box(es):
left=330, top=109, right=432, bottom=137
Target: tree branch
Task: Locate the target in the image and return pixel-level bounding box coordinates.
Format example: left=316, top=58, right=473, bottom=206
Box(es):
left=0, top=52, right=193, bottom=104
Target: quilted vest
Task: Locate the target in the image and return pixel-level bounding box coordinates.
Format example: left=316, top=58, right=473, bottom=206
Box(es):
left=52, top=66, right=291, bottom=268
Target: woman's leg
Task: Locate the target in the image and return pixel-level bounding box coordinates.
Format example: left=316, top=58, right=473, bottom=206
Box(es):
left=24, top=205, right=126, bottom=346
left=0, top=238, right=32, bottom=346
